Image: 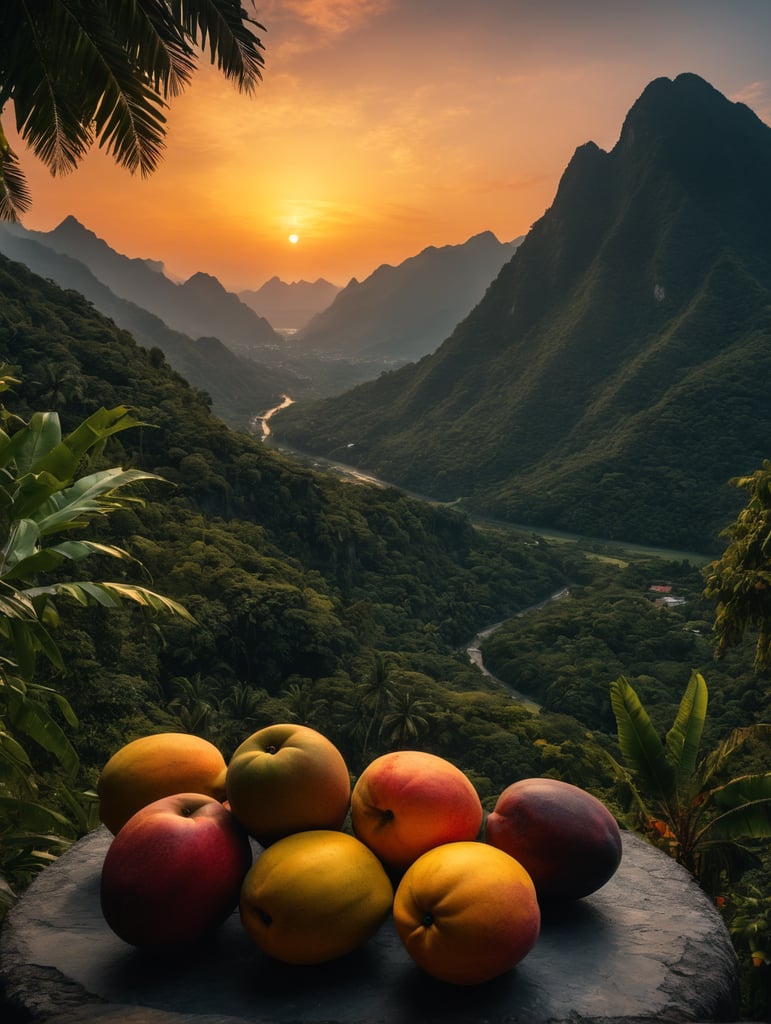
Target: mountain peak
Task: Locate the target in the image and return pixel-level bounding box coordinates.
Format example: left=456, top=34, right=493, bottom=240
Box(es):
left=51, top=215, right=100, bottom=243
left=272, top=73, right=771, bottom=552
left=183, top=271, right=227, bottom=294
left=617, top=71, right=760, bottom=150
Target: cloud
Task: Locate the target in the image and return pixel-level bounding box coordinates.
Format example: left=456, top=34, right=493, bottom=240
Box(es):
left=730, top=80, right=771, bottom=124
left=259, top=0, right=391, bottom=58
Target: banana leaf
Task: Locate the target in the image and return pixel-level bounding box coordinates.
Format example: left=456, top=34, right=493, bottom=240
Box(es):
left=32, top=467, right=162, bottom=535
left=0, top=795, right=77, bottom=834
left=27, top=580, right=195, bottom=622
left=2, top=538, right=138, bottom=581
left=700, top=794, right=771, bottom=842
left=2, top=412, right=61, bottom=474
left=665, top=670, right=708, bottom=783
left=610, top=676, right=676, bottom=801
left=4, top=684, right=79, bottom=777
left=711, top=772, right=771, bottom=809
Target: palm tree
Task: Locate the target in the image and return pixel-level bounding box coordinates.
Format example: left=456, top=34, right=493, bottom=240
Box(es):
left=703, top=460, right=771, bottom=670
left=359, top=652, right=395, bottom=762
left=0, top=0, right=266, bottom=219
left=380, top=688, right=433, bottom=750
left=217, top=681, right=266, bottom=753
left=282, top=679, right=329, bottom=730
left=167, top=675, right=217, bottom=741
left=609, top=671, right=771, bottom=890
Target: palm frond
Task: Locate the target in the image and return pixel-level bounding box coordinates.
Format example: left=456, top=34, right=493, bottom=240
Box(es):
left=175, top=0, right=266, bottom=92
left=108, top=0, right=197, bottom=97
left=0, top=122, right=32, bottom=222
left=4, top=680, right=79, bottom=777
left=31, top=467, right=163, bottom=536
left=700, top=723, right=771, bottom=788
left=2, top=536, right=140, bottom=583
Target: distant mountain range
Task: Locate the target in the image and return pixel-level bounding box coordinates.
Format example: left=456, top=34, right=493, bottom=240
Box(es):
left=239, top=277, right=341, bottom=331
left=0, top=216, right=525, bottom=406
left=272, top=73, right=771, bottom=552
left=0, top=222, right=304, bottom=429
left=2, top=216, right=280, bottom=357
left=292, top=232, right=523, bottom=362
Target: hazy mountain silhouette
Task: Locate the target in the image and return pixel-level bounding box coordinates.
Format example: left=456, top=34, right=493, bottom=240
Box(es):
left=17, top=216, right=281, bottom=355
left=0, top=226, right=304, bottom=430
left=239, top=277, right=341, bottom=331
left=291, top=232, right=523, bottom=362
left=272, top=74, right=771, bottom=552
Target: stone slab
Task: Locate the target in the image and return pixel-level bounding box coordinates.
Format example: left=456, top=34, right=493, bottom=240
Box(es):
left=0, top=827, right=740, bottom=1024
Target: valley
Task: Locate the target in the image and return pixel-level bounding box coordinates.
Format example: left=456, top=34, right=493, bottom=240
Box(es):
left=1, top=64, right=770, bottom=1023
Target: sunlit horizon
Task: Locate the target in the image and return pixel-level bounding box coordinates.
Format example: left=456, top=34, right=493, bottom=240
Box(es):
left=6, top=1, right=771, bottom=291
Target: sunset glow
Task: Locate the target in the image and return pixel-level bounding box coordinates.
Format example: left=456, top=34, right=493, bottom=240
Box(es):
left=7, top=1, right=771, bottom=291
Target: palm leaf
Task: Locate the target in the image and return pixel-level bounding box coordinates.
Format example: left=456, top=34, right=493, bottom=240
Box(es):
left=710, top=772, right=771, bottom=810
left=0, top=727, right=34, bottom=773
left=700, top=723, right=771, bottom=788
left=177, top=0, right=266, bottom=91
left=29, top=580, right=195, bottom=622
left=610, top=676, right=676, bottom=801
left=665, top=670, right=708, bottom=782
left=0, top=612, right=65, bottom=673
left=0, top=795, right=77, bottom=835
left=0, top=124, right=32, bottom=221
left=60, top=406, right=147, bottom=461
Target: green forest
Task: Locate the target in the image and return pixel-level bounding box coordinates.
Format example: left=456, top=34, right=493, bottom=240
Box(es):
left=0, top=255, right=770, bottom=1017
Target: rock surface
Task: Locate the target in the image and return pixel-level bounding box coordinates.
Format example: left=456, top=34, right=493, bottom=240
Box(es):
left=1, top=828, right=739, bottom=1024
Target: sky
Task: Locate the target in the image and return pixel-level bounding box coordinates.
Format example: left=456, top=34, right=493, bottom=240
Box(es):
left=7, top=0, right=771, bottom=291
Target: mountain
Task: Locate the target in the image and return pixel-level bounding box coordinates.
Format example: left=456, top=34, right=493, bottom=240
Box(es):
left=0, top=226, right=304, bottom=431
left=239, top=277, right=341, bottom=331
left=272, top=73, right=771, bottom=552
left=291, top=232, right=523, bottom=362
left=0, top=249, right=576, bottom=780
left=16, top=216, right=281, bottom=356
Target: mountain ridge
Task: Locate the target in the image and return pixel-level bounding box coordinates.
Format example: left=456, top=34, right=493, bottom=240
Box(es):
left=0, top=225, right=302, bottom=429
left=292, top=230, right=523, bottom=362
left=239, top=276, right=341, bottom=331
left=20, top=216, right=281, bottom=355
left=272, top=73, right=771, bottom=551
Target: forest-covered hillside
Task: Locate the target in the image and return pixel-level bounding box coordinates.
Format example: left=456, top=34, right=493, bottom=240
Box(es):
left=2, top=250, right=770, bottom=1018
left=0, top=252, right=588, bottom=781
left=273, top=74, right=771, bottom=553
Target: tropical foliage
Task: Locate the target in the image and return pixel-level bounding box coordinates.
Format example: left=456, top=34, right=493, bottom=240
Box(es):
left=703, top=461, right=771, bottom=670
left=1, top=251, right=770, bottom=1016
left=609, top=672, right=771, bottom=889
left=0, top=0, right=265, bottom=219
left=0, top=373, right=191, bottom=891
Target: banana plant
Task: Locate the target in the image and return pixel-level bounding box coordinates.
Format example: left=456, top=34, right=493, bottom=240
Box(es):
left=609, top=671, right=771, bottom=888
left=0, top=371, right=193, bottom=891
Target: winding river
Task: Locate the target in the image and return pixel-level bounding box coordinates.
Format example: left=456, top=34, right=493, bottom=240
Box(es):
left=466, top=588, right=570, bottom=713
left=257, top=396, right=708, bottom=712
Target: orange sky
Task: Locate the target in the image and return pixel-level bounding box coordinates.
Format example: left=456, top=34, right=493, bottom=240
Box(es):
left=7, top=0, right=771, bottom=291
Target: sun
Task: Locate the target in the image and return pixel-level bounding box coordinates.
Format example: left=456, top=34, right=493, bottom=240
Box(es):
left=288, top=233, right=299, bottom=245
